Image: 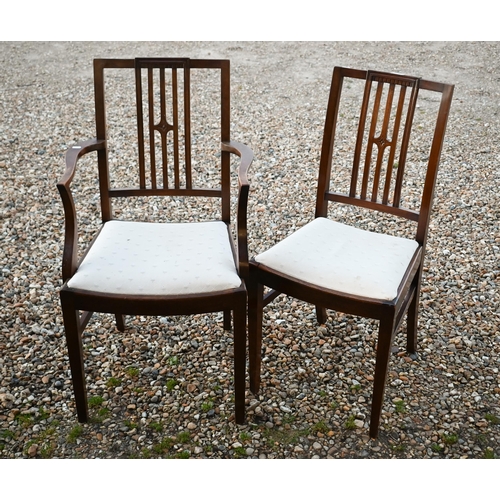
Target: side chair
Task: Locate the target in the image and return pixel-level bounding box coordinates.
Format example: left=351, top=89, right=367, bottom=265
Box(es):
left=57, top=58, right=253, bottom=424
left=248, top=67, right=454, bottom=438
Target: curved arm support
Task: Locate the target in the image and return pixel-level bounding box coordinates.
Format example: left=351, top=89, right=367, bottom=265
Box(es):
left=56, top=139, right=106, bottom=282
left=222, top=140, right=253, bottom=280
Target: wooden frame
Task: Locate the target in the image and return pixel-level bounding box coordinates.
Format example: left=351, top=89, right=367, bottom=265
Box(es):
left=248, top=67, right=454, bottom=438
left=57, top=58, right=253, bottom=424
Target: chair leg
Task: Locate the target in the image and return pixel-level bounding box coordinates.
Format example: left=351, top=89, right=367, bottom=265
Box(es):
left=406, top=271, right=422, bottom=354
left=406, top=293, right=419, bottom=354
left=60, top=292, right=89, bottom=423
left=223, top=310, right=232, bottom=331
left=369, top=315, right=396, bottom=438
left=247, top=277, right=264, bottom=395
left=315, top=306, right=328, bottom=325
left=115, top=314, right=126, bottom=332
left=233, top=298, right=246, bottom=424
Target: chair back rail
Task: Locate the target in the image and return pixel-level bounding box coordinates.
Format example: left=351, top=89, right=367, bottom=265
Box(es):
left=316, top=67, right=454, bottom=246
left=93, top=58, right=231, bottom=223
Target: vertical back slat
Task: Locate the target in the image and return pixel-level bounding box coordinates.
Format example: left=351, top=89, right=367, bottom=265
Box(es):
left=147, top=68, right=157, bottom=189
left=135, top=64, right=146, bottom=189
left=361, top=82, right=383, bottom=199
left=350, top=74, right=372, bottom=198
left=393, top=81, right=420, bottom=207
left=382, top=85, right=407, bottom=204
left=184, top=65, right=192, bottom=189
left=159, top=67, right=168, bottom=188
left=370, top=82, right=396, bottom=202
left=172, top=68, right=180, bottom=189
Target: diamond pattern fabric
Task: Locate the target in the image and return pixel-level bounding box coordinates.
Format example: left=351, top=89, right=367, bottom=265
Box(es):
left=67, top=220, right=241, bottom=295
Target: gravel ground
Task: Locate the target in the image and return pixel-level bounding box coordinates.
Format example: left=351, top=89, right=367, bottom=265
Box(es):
left=0, top=41, right=499, bottom=461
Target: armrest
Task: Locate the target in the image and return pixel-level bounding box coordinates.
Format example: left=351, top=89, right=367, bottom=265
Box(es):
left=221, top=140, right=253, bottom=280
left=56, top=139, right=106, bottom=282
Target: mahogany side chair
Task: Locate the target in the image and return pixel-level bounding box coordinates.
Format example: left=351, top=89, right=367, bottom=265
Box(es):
left=248, top=67, right=454, bottom=438
left=57, top=58, right=253, bottom=424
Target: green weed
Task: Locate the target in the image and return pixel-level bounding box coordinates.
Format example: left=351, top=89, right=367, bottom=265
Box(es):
left=67, top=425, right=83, bottom=443
left=15, top=414, right=33, bottom=428
left=234, top=446, right=247, bottom=457
left=149, top=422, right=163, bottom=432
left=485, top=413, right=500, bottom=425
left=177, top=431, right=191, bottom=444
left=442, top=433, right=458, bottom=445
left=263, top=426, right=309, bottom=448
left=106, top=377, right=121, bottom=388
left=166, top=379, right=179, bottom=392
left=126, top=367, right=140, bottom=378
left=431, top=443, right=443, bottom=454
left=0, top=429, right=15, bottom=440
left=88, top=396, right=105, bottom=408
left=394, top=400, right=406, bottom=413
left=201, top=400, right=214, bottom=412
left=152, top=437, right=174, bottom=455
left=123, top=420, right=138, bottom=430
left=311, top=421, right=329, bottom=434
left=344, top=415, right=356, bottom=430
left=239, top=431, right=251, bottom=442
left=392, top=443, right=407, bottom=452
left=168, top=356, right=179, bottom=366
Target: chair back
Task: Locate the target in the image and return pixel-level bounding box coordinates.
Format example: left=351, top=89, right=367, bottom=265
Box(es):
left=315, top=67, right=454, bottom=245
left=93, top=58, right=232, bottom=224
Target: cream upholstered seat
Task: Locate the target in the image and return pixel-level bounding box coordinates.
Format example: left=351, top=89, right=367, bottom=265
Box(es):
left=254, top=217, right=418, bottom=301
left=68, top=220, right=242, bottom=295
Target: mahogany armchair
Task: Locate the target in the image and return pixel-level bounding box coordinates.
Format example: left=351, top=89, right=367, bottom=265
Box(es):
left=57, top=58, right=252, bottom=424
left=248, top=67, right=454, bottom=437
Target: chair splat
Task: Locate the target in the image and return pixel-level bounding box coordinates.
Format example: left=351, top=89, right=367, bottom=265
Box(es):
left=355, top=71, right=421, bottom=208
left=135, top=58, right=191, bottom=190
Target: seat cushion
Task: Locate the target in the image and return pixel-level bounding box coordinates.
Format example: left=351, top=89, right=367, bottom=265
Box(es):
left=254, top=217, right=419, bottom=301
left=67, top=220, right=242, bottom=295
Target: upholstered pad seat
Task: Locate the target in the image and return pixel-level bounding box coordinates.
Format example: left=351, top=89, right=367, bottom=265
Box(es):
left=254, top=217, right=419, bottom=301
left=67, top=220, right=242, bottom=295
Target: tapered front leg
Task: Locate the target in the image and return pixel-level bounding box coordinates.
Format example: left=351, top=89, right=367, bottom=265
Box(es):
left=60, top=291, right=89, bottom=423
left=369, top=314, right=396, bottom=438
left=247, top=276, right=264, bottom=395
left=406, top=270, right=422, bottom=354
left=233, top=297, right=247, bottom=424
